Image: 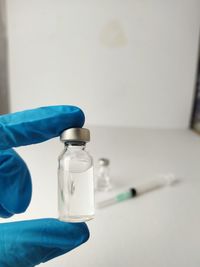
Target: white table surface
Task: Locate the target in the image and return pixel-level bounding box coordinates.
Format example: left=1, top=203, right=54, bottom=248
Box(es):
left=3, top=126, right=200, bottom=267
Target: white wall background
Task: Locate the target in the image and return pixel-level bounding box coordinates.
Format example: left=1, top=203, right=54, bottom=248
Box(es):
left=6, top=0, right=200, bottom=128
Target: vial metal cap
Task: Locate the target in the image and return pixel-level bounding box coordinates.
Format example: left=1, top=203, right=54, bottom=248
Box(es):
left=60, top=128, right=90, bottom=143
left=99, top=158, right=110, bottom=166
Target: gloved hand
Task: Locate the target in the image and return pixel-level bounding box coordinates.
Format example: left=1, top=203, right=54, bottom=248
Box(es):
left=0, top=105, right=89, bottom=267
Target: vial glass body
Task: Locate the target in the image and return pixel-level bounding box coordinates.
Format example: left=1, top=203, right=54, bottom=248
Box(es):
left=96, top=158, right=112, bottom=191
left=58, top=143, right=94, bottom=222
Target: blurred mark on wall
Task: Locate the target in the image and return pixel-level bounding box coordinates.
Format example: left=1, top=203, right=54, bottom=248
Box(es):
left=100, top=19, right=127, bottom=48
left=0, top=0, right=9, bottom=114
left=191, top=35, right=200, bottom=132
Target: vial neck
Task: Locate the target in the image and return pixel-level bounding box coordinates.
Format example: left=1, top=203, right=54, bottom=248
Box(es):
left=64, top=141, right=86, bottom=150
left=100, top=165, right=109, bottom=172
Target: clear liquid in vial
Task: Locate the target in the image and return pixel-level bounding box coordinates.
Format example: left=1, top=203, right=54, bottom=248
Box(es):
left=58, top=166, right=94, bottom=222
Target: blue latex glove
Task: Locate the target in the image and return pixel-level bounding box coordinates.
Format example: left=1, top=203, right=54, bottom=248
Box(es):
left=0, top=105, right=89, bottom=267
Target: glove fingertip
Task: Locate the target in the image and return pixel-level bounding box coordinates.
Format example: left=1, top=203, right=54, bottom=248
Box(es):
left=72, top=105, right=85, bottom=120
left=66, top=105, right=85, bottom=129
left=61, top=221, right=90, bottom=247
left=0, top=204, right=14, bottom=218
left=80, top=222, right=90, bottom=244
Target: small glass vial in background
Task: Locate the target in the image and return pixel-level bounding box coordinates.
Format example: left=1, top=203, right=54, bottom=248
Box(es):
left=58, top=128, right=94, bottom=222
left=96, top=158, right=112, bottom=191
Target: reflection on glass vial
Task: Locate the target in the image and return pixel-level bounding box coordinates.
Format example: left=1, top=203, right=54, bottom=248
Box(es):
left=96, top=158, right=112, bottom=191
left=58, top=128, right=95, bottom=222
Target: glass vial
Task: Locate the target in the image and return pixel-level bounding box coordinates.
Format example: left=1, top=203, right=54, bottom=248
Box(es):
left=58, top=128, right=94, bottom=222
left=96, top=158, right=112, bottom=191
